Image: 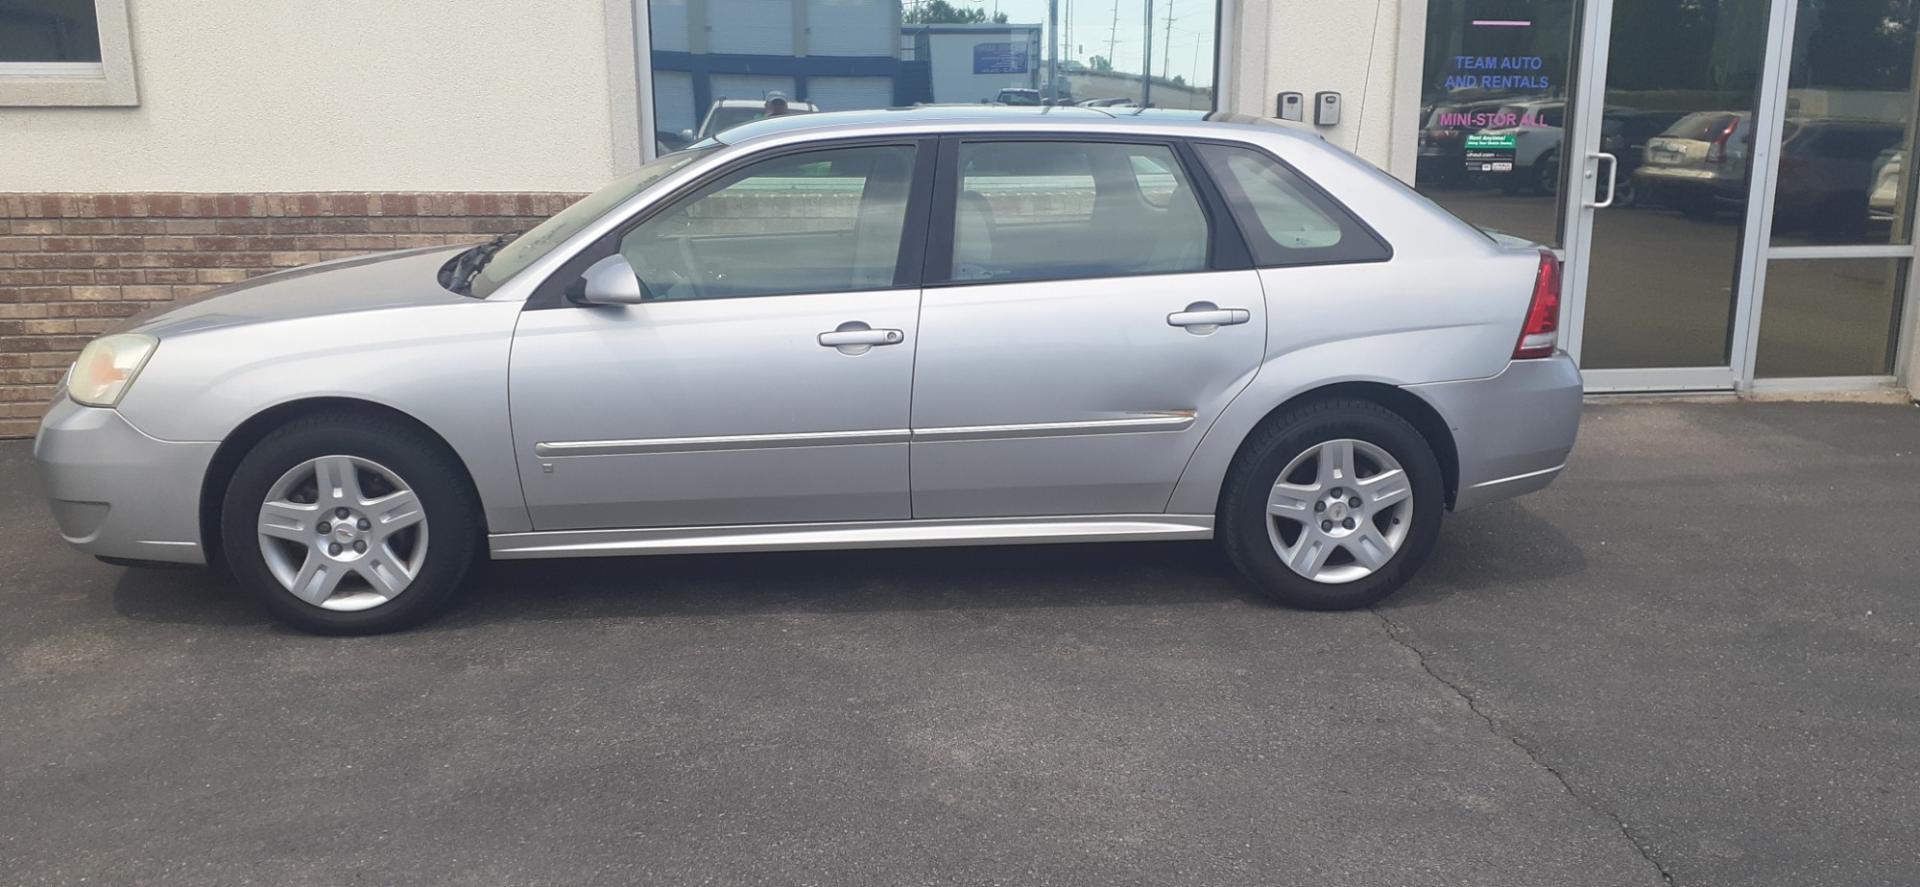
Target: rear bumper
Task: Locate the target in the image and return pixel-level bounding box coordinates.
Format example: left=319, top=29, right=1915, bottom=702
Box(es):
left=1407, top=354, right=1583, bottom=512
left=34, top=396, right=217, bottom=565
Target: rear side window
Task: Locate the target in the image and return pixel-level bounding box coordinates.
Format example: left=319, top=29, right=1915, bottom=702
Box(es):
left=1195, top=143, right=1389, bottom=267
left=946, top=141, right=1210, bottom=283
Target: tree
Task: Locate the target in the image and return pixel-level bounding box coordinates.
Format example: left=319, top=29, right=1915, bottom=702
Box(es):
left=1089, top=54, right=1113, bottom=72
left=903, top=0, right=1009, bottom=24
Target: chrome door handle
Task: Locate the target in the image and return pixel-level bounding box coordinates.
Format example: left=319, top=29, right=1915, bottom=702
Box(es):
left=1585, top=152, right=1619, bottom=209
left=818, top=329, right=903, bottom=347
left=818, top=321, right=904, bottom=355
left=1167, top=305, right=1251, bottom=328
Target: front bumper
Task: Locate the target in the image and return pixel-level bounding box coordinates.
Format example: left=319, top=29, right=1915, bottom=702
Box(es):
left=34, top=396, right=218, bottom=565
left=1407, top=354, right=1582, bottom=512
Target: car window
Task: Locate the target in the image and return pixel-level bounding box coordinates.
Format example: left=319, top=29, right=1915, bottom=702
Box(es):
left=619, top=144, right=916, bottom=300
left=947, top=141, right=1209, bottom=283
left=470, top=147, right=715, bottom=298
left=1195, top=142, right=1390, bottom=267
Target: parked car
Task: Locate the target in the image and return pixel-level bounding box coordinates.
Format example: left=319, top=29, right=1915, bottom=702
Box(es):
left=672, top=96, right=820, bottom=147
left=1632, top=111, right=1753, bottom=219
left=1479, top=99, right=1567, bottom=196
left=1416, top=98, right=1514, bottom=186
left=1771, top=118, right=1906, bottom=238
left=35, top=107, right=1582, bottom=634
left=1598, top=109, right=1689, bottom=207
left=1870, top=149, right=1904, bottom=223
left=994, top=87, right=1043, bottom=106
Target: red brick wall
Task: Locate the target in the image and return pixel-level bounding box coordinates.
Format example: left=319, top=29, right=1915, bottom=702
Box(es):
left=0, top=192, right=582, bottom=438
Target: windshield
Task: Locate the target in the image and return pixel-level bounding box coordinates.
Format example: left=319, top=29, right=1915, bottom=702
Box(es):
left=999, top=91, right=1041, bottom=106
left=469, top=147, right=715, bottom=297
left=705, top=107, right=763, bottom=135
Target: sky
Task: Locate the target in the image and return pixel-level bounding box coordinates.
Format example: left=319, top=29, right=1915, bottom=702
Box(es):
left=906, top=0, right=1218, bottom=87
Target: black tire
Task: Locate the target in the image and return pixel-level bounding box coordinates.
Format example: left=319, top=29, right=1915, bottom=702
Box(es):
left=1219, top=399, right=1445, bottom=610
left=220, top=412, right=481, bottom=634
left=1531, top=150, right=1560, bottom=196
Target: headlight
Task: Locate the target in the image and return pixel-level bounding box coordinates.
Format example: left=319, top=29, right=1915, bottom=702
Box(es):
left=66, top=334, right=157, bottom=407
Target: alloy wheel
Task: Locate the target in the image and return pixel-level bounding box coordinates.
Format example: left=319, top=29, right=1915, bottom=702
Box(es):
left=256, top=455, right=429, bottom=611
left=1264, top=438, right=1414, bottom=584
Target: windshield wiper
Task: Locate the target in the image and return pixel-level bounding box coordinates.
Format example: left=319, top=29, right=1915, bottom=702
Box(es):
left=442, top=233, right=516, bottom=295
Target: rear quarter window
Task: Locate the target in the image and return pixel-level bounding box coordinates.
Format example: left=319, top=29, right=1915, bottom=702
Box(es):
left=1194, top=142, right=1391, bottom=267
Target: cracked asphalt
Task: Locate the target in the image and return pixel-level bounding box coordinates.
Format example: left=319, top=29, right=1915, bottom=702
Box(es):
left=2, top=401, right=1917, bottom=886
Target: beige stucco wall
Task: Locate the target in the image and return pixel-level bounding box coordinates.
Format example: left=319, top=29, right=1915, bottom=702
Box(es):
left=0, top=0, right=621, bottom=193
left=1226, top=0, right=1424, bottom=181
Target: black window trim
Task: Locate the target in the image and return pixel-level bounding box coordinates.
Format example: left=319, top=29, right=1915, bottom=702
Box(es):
left=1193, top=138, right=1396, bottom=269
left=526, top=135, right=939, bottom=310
left=923, top=131, right=1254, bottom=289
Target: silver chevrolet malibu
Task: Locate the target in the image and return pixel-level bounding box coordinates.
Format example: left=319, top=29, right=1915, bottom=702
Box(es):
left=35, top=108, right=1581, bottom=634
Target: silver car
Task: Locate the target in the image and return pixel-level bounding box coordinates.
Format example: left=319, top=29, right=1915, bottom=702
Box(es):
left=35, top=107, right=1582, bottom=634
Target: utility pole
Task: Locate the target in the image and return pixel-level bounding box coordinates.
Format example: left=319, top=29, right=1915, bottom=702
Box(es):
left=1140, top=0, right=1153, bottom=106
left=1161, top=0, right=1173, bottom=82
left=1047, top=0, right=1060, bottom=102
left=1106, top=0, right=1120, bottom=71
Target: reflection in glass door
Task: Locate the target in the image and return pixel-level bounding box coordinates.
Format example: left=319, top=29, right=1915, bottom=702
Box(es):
left=1572, top=0, right=1775, bottom=379
left=1413, top=0, right=1582, bottom=249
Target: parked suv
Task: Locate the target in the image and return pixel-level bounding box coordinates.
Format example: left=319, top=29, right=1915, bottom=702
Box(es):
left=35, top=107, right=1582, bottom=634
left=1633, top=111, right=1753, bottom=218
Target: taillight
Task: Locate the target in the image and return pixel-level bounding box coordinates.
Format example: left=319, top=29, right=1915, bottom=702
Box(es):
left=1514, top=250, right=1560, bottom=359
left=1705, top=116, right=1738, bottom=164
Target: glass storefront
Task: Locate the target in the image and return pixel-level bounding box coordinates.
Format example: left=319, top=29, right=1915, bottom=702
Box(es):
left=644, top=0, right=1220, bottom=155
left=1413, top=0, right=1918, bottom=387
left=1754, top=0, right=1918, bottom=379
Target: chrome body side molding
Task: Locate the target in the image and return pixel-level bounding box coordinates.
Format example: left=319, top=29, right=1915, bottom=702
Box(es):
left=533, top=411, right=1197, bottom=458
left=489, top=514, right=1215, bottom=559
left=534, top=428, right=911, bottom=458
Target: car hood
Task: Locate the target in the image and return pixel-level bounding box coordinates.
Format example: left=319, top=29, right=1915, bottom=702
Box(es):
left=121, top=245, right=473, bottom=339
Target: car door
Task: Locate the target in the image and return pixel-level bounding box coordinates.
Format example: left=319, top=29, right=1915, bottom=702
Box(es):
left=907, top=135, right=1267, bottom=518
left=509, top=140, right=933, bottom=530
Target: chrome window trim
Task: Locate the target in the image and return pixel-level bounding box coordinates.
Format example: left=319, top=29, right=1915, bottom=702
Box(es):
left=533, top=411, right=1197, bottom=458
left=484, top=118, right=1292, bottom=305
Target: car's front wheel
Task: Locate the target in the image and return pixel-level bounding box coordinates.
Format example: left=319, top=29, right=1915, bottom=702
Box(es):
left=1219, top=399, right=1444, bottom=610
left=220, top=414, right=480, bottom=634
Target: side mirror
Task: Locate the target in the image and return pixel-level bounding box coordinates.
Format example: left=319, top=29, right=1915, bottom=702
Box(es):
left=569, top=255, right=651, bottom=306
left=679, top=128, right=695, bottom=142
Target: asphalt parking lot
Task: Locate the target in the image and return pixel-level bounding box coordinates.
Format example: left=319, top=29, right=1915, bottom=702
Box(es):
left=3, top=402, right=1917, bottom=886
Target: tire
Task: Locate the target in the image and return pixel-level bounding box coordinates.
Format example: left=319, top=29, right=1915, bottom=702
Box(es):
left=1219, top=399, right=1445, bottom=610
left=1531, top=150, right=1560, bottom=196
left=220, top=412, right=481, bottom=634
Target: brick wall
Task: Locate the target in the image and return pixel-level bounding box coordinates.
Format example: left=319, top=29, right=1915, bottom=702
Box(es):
left=0, top=192, right=582, bottom=438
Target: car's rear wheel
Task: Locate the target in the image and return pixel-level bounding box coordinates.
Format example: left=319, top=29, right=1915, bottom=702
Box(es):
left=1220, top=399, right=1445, bottom=610
left=220, top=414, right=479, bottom=634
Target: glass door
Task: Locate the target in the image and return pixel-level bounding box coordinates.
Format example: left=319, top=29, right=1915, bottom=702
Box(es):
left=1559, top=0, right=1790, bottom=391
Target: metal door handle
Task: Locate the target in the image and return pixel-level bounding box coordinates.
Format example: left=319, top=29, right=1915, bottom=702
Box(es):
left=1585, top=152, right=1619, bottom=209
left=1167, top=308, right=1250, bottom=327
left=818, top=328, right=903, bottom=347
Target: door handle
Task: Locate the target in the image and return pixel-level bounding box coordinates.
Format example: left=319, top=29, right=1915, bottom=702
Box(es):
left=818, top=329, right=903, bottom=347
left=818, top=321, right=904, bottom=354
left=1585, top=152, right=1619, bottom=209
left=1167, top=303, right=1251, bottom=330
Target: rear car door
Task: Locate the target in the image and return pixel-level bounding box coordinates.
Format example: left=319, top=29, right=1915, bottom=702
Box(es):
left=508, top=139, right=933, bottom=530
left=907, top=135, right=1267, bottom=518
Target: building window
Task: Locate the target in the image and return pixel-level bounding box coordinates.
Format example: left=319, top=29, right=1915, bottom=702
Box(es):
left=644, top=0, right=1220, bottom=157
left=0, top=0, right=138, bottom=106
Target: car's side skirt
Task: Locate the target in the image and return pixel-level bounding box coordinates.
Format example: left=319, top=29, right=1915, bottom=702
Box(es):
left=487, top=514, right=1216, bottom=560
